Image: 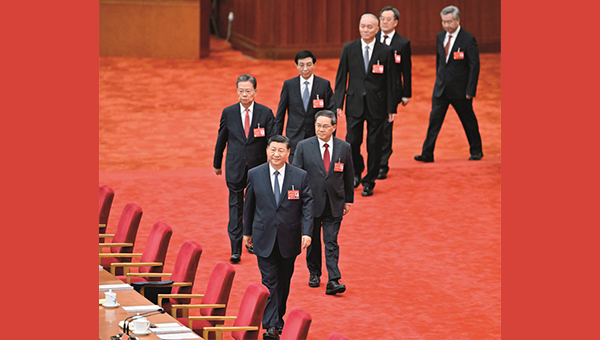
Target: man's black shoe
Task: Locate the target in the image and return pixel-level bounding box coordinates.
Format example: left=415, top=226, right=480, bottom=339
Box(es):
left=263, top=326, right=280, bottom=339
left=230, top=254, right=240, bottom=264
left=377, top=168, right=387, bottom=179
left=326, top=280, right=346, bottom=295
left=414, top=155, right=434, bottom=163
left=469, top=153, right=483, bottom=161
left=246, top=245, right=255, bottom=254
left=353, top=176, right=361, bottom=188
left=361, top=184, right=373, bottom=197
left=308, top=274, right=320, bottom=287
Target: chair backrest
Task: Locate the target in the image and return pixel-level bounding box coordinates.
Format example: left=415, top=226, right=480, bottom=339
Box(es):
left=200, top=261, right=236, bottom=318
left=99, top=185, right=115, bottom=225
left=327, top=332, right=350, bottom=340
left=232, top=282, right=270, bottom=340
left=110, top=202, right=143, bottom=258
left=280, top=307, right=312, bottom=340
left=139, top=221, right=173, bottom=279
left=170, top=240, right=203, bottom=298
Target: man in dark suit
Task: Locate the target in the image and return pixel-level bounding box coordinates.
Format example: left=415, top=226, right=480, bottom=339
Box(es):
left=375, top=6, right=412, bottom=180
left=243, top=135, right=313, bottom=340
left=214, top=74, right=275, bottom=264
left=415, top=5, right=483, bottom=163
left=292, top=110, right=354, bottom=295
left=335, top=13, right=397, bottom=197
left=274, top=50, right=335, bottom=164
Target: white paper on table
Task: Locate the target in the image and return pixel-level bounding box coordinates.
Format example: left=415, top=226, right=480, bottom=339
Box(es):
left=99, top=284, right=133, bottom=291
left=151, top=326, right=193, bottom=334
left=122, top=305, right=162, bottom=313
left=156, top=332, right=200, bottom=339
left=154, top=323, right=182, bottom=328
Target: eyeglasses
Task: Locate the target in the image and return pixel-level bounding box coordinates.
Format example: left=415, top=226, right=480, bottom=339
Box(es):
left=237, top=89, right=255, bottom=94
left=315, top=124, right=333, bottom=130
left=380, top=16, right=396, bottom=22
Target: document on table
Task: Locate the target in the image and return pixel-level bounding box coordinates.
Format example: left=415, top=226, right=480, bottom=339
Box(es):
left=122, top=305, right=162, bottom=313
left=99, top=284, right=133, bottom=291
left=155, top=332, right=200, bottom=339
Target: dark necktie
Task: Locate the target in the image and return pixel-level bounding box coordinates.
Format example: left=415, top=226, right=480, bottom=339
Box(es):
left=445, top=35, right=452, bottom=61
left=273, top=170, right=280, bottom=203
left=302, top=81, right=309, bottom=111
left=323, top=143, right=330, bottom=174
left=383, top=35, right=389, bottom=45
left=244, top=108, right=250, bottom=138
left=364, top=46, right=370, bottom=73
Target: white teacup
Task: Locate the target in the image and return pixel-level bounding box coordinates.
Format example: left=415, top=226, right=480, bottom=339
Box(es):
left=104, top=290, right=117, bottom=306
left=133, top=317, right=150, bottom=334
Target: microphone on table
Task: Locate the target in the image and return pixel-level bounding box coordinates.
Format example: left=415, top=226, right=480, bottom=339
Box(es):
left=110, top=308, right=165, bottom=340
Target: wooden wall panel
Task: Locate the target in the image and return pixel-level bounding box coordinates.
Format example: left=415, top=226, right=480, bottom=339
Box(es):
left=214, top=0, right=499, bottom=60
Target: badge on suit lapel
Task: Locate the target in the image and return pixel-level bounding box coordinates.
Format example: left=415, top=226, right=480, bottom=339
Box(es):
left=372, top=60, right=384, bottom=74
left=453, top=48, right=464, bottom=60
left=334, top=158, right=344, bottom=172
left=287, top=185, right=299, bottom=200
left=313, top=94, right=324, bottom=109
left=394, top=51, right=401, bottom=63
left=253, top=123, right=266, bottom=137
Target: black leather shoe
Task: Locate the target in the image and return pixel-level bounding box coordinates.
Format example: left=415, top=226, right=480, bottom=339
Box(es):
left=326, top=280, right=346, bottom=295
left=353, top=176, right=361, bottom=188
left=230, top=254, right=240, bottom=264
left=308, top=274, right=320, bottom=287
left=414, top=155, right=434, bottom=163
left=469, top=153, right=483, bottom=161
left=278, top=326, right=283, bottom=334
left=246, top=245, right=255, bottom=254
left=361, top=184, right=373, bottom=197
left=377, top=168, right=387, bottom=179
left=263, top=326, right=280, bottom=339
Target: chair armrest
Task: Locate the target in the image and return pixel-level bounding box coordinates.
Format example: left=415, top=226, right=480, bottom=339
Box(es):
left=202, top=325, right=258, bottom=340
left=170, top=304, right=226, bottom=318
left=99, top=253, right=143, bottom=258
left=99, top=224, right=106, bottom=228
left=99, top=242, right=133, bottom=249
left=99, top=234, right=114, bottom=238
left=110, top=261, right=163, bottom=275
left=157, top=294, right=204, bottom=308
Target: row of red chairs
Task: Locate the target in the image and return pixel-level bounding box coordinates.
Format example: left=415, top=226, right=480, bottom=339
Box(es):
left=99, top=184, right=348, bottom=340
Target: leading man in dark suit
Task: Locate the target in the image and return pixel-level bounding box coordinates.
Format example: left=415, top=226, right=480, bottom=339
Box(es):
left=274, top=50, right=335, bottom=164
left=335, top=13, right=397, bottom=197
left=214, top=74, right=275, bottom=264
left=415, top=5, right=483, bottom=163
left=375, top=6, right=412, bottom=180
left=243, top=135, right=313, bottom=340
left=293, top=110, right=354, bottom=296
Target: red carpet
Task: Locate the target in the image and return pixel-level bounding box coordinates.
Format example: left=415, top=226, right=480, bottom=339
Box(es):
left=100, top=36, right=500, bottom=339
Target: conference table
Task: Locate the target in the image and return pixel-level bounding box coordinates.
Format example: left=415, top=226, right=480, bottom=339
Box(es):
left=99, top=268, right=203, bottom=340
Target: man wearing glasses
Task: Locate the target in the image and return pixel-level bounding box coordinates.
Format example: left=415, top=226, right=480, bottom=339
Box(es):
left=293, top=110, right=354, bottom=295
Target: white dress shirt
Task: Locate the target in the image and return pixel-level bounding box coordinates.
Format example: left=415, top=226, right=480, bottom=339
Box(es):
left=239, top=102, right=255, bottom=131
left=318, top=137, right=333, bottom=163
left=444, top=26, right=461, bottom=63
left=269, top=163, right=285, bottom=196
left=299, top=74, right=314, bottom=97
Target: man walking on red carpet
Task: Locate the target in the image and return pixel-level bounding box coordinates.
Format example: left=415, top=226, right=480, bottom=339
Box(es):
left=293, top=110, right=353, bottom=295
left=214, top=74, right=275, bottom=264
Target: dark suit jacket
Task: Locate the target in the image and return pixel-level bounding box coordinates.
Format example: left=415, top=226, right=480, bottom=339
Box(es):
left=274, top=75, right=335, bottom=155
left=292, top=136, right=354, bottom=218
left=433, top=28, right=480, bottom=99
left=376, top=31, right=412, bottom=104
left=213, top=102, right=275, bottom=184
left=243, top=163, right=313, bottom=259
left=334, top=39, right=397, bottom=119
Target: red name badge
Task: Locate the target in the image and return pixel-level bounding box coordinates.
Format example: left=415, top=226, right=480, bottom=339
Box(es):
left=253, top=124, right=265, bottom=137
left=395, top=54, right=401, bottom=63
left=372, top=63, right=384, bottom=74
left=313, top=98, right=324, bottom=108
left=453, top=49, right=464, bottom=60
left=334, top=162, right=344, bottom=172
left=287, top=190, right=299, bottom=200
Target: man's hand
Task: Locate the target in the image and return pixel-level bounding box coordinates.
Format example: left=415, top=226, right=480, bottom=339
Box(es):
left=214, top=168, right=222, bottom=175
left=388, top=113, right=396, bottom=123
left=302, top=236, right=312, bottom=249
left=343, top=203, right=352, bottom=215
left=244, top=235, right=253, bottom=248
left=401, top=97, right=410, bottom=106
left=337, top=108, right=343, bottom=118
left=466, top=95, right=473, bottom=99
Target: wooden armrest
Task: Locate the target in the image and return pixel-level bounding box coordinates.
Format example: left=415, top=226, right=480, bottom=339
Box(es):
left=110, top=261, right=163, bottom=275
left=157, top=294, right=204, bottom=309
left=99, top=234, right=114, bottom=238
left=99, top=253, right=143, bottom=258
left=171, top=304, right=226, bottom=318
left=202, top=325, right=258, bottom=340
left=126, top=273, right=171, bottom=278
left=99, top=224, right=106, bottom=228
left=99, top=242, right=133, bottom=248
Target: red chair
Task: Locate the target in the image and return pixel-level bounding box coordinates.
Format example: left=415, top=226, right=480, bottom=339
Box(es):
left=280, top=307, right=312, bottom=340
left=158, top=261, right=236, bottom=340
left=196, top=282, right=269, bottom=340
left=328, top=332, right=350, bottom=340
left=101, top=221, right=173, bottom=283
left=130, top=240, right=203, bottom=314
left=99, top=185, right=114, bottom=242
left=99, top=202, right=143, bottom=274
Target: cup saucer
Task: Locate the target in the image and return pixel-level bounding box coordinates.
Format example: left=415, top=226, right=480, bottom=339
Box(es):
left=102, top=302, right=120, bottom=308
left=133, top=329, right=151, bottom=335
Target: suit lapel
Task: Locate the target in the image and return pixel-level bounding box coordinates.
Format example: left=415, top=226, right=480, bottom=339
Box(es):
left=278, top=164, right=294, bottom=207
left=309, top=137, right=327, bottom=175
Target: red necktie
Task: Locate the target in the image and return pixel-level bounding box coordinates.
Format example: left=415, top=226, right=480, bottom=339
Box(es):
left=445, top=35, right=452, bottom=60
left=383, top=35, right=389, bottom=45
left=244, top=108, right=250, bottom=138
left=323, top=143, right=330, bottom=174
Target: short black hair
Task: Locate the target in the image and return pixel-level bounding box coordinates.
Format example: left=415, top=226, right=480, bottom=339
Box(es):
left=236, top=74, right=257, bottom=89
left=315, top=110, right=337, bottom=126
left=294, top=50, right=316, bottom=64
left=268, top=135, right=291, bottom=149
left=380, top=6, right=400, bottom=20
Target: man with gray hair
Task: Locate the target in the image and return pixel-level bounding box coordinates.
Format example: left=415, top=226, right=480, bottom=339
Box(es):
left=414, top=5, right=483, bottom=163
left=335, top=13, right=397, bottom=197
